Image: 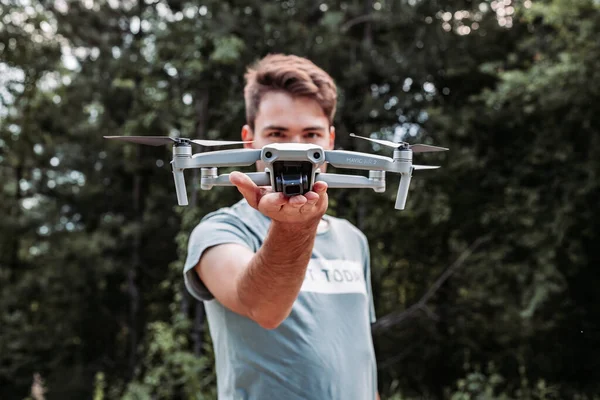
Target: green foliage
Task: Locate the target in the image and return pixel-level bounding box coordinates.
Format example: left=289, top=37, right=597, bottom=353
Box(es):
left=2, top=0, right=600, bottom=398
left=119, top=318, right=215, bottom=400
left=448, top=361, right=560, bottom=400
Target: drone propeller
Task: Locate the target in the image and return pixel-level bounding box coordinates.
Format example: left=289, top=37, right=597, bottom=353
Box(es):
left=103, top=136, right=251, bottom=147
left=349, top=133, right=448, bottom=153
left=413, top=165, right=440, bottom=170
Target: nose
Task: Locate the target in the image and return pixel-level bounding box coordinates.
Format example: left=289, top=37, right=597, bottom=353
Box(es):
left=288, top=135, right=302, bottom=144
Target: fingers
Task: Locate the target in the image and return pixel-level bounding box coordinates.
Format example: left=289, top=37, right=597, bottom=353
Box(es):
left=229, top=171, right=262, bottom=209
left=260, top=183, right=329, bottom=220
left=307, top=181, right=328, bottom=214
left=284, top=182, right=327, bottom=210
left=297, top=187, right=320, bottom=214
left=312, top=181, right=328, bottom=193
left=259, top=192, right=288, bottom=213
left=288, top=195, right=308, bottom=207
left=230, top=173, right=329, bottom=222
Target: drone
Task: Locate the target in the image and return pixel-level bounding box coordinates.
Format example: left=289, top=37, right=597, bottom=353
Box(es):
left=104, top=133, right=448, bottom=210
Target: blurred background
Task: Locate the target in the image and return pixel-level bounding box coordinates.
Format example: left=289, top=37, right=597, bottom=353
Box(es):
left=1, top=0, right=599, bottom=399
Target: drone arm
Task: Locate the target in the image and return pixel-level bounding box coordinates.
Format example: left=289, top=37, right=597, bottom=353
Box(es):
left=324, top=150, right=404, bottom=172
left=178, top=149, right=262, bottom=169
left=315, top=173, right=385, bottom=192
left=201, top=172, right=271, bottom=189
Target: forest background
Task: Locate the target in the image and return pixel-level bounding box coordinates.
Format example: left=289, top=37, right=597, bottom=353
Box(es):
left=1, top=0, right=599, bottom=399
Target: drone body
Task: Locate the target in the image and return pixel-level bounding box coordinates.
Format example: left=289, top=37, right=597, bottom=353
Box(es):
left=104, top=134, right=448, bottom=210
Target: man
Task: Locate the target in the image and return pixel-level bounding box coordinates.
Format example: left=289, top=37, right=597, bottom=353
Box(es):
left=183, top=54, right=378, bottom=400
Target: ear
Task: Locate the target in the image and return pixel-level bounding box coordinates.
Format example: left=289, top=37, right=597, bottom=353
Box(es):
left=328, top=126, right=336, bottom=149
left=241, top=125, right=254, bottom=149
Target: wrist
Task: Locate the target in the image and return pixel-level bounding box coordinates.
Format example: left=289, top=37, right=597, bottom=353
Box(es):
left=270, top=217, right=321, bottom=235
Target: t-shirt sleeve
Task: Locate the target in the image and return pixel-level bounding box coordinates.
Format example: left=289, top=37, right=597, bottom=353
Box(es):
left=183, top=213, right=255, bottom=301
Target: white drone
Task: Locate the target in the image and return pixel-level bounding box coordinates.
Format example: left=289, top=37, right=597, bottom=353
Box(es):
left=104, top=134, right=448, bottom=210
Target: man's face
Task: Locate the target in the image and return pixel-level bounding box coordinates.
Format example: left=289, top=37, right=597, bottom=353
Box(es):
left=241, top=91, right=335, bottom=172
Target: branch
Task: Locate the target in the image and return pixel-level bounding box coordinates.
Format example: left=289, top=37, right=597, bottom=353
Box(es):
left=371, top=235, right=491, bottom=334
left=340, top=14, right=381, bottom=33
left=377, top=347, right=414, bottom=371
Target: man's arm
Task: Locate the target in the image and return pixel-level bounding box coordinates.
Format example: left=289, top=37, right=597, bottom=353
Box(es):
left=195, top=171, right=328, bottom=329
left=197, top=219, right=319, bottom=329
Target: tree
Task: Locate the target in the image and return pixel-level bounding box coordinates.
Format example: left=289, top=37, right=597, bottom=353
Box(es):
left=2, top=0, right=600, bottom=398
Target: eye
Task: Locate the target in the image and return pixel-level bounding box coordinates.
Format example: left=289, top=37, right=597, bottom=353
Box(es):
left=268, top=131, right=283, bottom=138
left=305, top=132, right=320, bottom=139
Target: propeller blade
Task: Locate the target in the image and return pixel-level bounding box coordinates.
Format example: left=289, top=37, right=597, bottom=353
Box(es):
left=104, top=136, right=176, bottom=146
left=410, top=144, right=449, bottom=153
left=350, top=133, right=449, bottom=153
left=191, top=139, right=252, bottom=146
left=349, top=133, right=402, bottom=149
left=104, top=136, right=252, bottom=147
left=413, top=165, right=440, bottom=170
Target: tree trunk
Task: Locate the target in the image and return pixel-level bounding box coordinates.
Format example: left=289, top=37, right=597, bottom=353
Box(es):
left=127, top=151, right=142, bottom=379
left=126, top=0, right=147, bottom=379
left=190, top=86, right=210, bottom=357
left=363, top=0, right=373, bottom=50
left=189, top=86, right=209, bottom=208
left=9, top=162, right=24, bottom=285
left=356, top=0, right=373, bottom=227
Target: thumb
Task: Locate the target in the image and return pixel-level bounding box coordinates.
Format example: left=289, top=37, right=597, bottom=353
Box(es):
left=229, top=171, right=261, bottom=208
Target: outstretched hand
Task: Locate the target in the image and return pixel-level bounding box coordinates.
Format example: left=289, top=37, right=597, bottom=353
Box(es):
left=229, top=171, right=328, bottom=225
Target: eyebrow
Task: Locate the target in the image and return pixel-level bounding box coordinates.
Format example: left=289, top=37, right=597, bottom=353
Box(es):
left=262, top=125, right=328, bottom=132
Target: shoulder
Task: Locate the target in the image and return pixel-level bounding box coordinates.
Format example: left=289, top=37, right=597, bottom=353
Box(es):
left=325, top=214, right=368, bottom=243
left=200, top=199, right=255, bottom=222
left=193, top=199, right=263, bottom=231
left=189, top=199, right=268, bottom=248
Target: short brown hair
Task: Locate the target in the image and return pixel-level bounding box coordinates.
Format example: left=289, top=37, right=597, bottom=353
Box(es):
left=244, top=54, right=337, bottom=130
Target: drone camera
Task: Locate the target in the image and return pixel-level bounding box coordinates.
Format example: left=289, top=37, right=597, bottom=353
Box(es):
left=278, top=174, right=304, bottom=196
left=273, top=161, right=312, bottom=196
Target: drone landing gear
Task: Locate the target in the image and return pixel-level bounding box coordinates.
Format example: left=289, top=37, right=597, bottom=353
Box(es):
left=172, top=143, right=192, bottom=206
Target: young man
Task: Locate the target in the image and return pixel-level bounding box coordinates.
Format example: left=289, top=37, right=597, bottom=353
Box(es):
left=183, top=54, right=378, bottom=399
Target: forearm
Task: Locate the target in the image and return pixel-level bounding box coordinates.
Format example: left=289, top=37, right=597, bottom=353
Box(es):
left=237, top=219, right=319, bottom=329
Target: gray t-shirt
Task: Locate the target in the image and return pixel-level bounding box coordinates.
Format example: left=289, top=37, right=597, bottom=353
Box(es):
left=183, top=199, right=377, bottom=400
